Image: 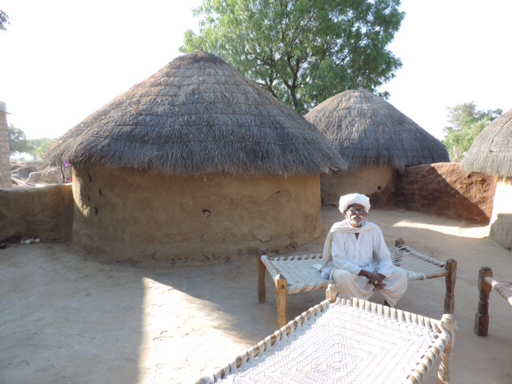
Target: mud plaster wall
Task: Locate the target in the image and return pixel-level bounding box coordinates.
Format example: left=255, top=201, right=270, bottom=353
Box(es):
left=0, top=184, right=73, bottom=242
left=321, top=165, right=395, bottom=208
left=395, top=163, right=496, bottom=224
left=0, top=109, right=11, bottom=189
left=71, top=165, right=324, bottom=262
left=489, top=178, right=512, bottom=250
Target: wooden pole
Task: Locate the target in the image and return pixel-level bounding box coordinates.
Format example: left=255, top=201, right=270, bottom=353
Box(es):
left=437, top=314, right=457, bottom=384
left=474, top=267, right=493, bottom=336
left=444, top=259, right=457, bottom=314
left=257, top=249, right=267, bottom=303
left=275, top=274, right=288, bottom=328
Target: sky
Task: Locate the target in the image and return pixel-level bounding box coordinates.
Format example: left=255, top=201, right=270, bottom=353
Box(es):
left=0, top=0, right=511, bottom=141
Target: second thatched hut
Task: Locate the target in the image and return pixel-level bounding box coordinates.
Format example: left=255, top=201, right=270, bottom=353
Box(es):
left=462, top=108, right=512, bottom=250
left=305, top=89, right=450, bottom=206
left=46, top=52, right=346, bottom=262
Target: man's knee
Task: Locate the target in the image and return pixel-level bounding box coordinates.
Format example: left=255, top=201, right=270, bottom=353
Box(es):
left=332, top=269, right=353, bottom=283
left=397, top=267, right=408, bottom=282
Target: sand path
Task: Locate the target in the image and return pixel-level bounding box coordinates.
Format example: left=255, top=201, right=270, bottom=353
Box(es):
left=1, top=207, right=511, bottom=383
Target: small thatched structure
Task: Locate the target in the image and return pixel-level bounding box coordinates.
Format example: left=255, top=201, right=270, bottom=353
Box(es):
left=305, top=89, right=450, bottom=206
left=46, top=52, right=346, bottom=262
left=462, top=109, right=512, bottom=250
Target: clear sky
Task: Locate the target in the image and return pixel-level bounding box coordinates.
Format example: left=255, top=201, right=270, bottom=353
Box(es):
left=0, top=0, right=511, bottom=141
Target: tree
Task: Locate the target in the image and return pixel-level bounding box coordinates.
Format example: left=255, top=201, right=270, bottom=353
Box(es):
left=28, top=138, right=57, bottom=159
left=0, top=10, right=9, bottom=32
left=181, top=0, right=404, bottom=114
left=442, top=102, right=502, bottom=162
left=8, top=125, right=34, bottom=155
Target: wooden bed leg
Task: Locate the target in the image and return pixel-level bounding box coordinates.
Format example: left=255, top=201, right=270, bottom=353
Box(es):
left=474, top=267, right=493, bottom=336
left=326, top=284, right=338, bottom=302
left=275, top=274, right=288, bottom=328
left=444, top=259, right=457, bottom=314
left=437, top=314, right=456, bottom=384
left=257, top=249, right=267, bottom=303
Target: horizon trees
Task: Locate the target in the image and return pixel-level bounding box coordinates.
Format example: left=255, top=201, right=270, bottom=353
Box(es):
left=442, top=102, right=502, bottom=162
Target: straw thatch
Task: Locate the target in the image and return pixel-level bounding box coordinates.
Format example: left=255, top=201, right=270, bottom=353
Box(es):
left=45, top=52, right=347, bottom=176
left=462, top=108, right=512, bottom=178
left=304, top=89, right=449, bottom=171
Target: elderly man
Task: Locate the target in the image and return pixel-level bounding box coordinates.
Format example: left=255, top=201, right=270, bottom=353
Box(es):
left=320, top=193, right=408, bottom=307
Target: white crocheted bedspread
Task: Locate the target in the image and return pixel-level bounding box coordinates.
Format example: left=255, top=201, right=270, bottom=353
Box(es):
left=216, top=299, right=448, bottom=384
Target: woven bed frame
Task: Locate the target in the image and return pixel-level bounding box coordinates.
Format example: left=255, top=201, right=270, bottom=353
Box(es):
left=474, top=266, right=512, bottom=336
left=199, top=286, right=457, bottom=384
left=258, top=238, right=457, bottom=328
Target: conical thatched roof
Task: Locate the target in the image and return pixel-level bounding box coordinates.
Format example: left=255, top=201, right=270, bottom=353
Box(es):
left=45, top=52, right=346, bottom=176
left=304, top=89, right=449, bottom=171
left=462, top=108, right=512, bottom=178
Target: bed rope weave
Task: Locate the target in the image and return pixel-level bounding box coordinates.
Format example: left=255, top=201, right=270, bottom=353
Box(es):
left=200, top=296, right=454, bottom=384
left=484, top=277, right=512, bottom=306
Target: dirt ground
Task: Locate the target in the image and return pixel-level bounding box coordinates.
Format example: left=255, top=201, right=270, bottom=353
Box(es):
left=1, top=206, right=512, bottom=384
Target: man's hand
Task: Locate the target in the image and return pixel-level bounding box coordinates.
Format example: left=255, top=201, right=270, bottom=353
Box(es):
left=359, top=270, right=387, bottom=290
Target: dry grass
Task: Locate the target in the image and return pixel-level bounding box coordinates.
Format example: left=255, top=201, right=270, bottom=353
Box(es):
left=462, top=108, right=512, bottom=178
left=305, top=89, right=450, bottom=171
left=45, top=52, right=347, bottom=177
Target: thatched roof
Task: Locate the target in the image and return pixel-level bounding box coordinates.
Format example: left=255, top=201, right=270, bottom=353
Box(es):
left=462, top=108, right=512, bottom=178
left=304, top=89, right=450, bottom=171
left=45, top=52, right=346, bottom=176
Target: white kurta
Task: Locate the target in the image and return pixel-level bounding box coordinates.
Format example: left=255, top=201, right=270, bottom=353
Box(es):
left=321, top=220, right=407, bottom=307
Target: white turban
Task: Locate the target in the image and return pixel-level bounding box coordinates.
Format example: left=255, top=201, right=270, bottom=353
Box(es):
left=339, top=193, right=371, bottom=213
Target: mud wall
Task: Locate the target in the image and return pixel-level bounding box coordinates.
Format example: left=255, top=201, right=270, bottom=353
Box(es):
left=0, top=103, right=11, bottom=189
left=71, top=165, right=324, bottom=262
left=489, top=178, right=512, bottom=250
left=395, top=163, right=496, bottom=224
left=321, top=165, right=395, bottom=208
left=0, top=184, right=73, bottom=242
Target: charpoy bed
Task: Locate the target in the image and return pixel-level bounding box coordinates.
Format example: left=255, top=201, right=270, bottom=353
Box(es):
left=258, top=238, right=457, bottom=327
left=199, top=286, right=457, bottom=384
left=475, top=266, right=512, bottom=336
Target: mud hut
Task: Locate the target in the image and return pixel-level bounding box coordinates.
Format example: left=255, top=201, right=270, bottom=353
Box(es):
left=462, top=108, right=512, bottom=250
left=304, top=89, right=449, bottom=206
left=45, top=52, right=346, bottom=262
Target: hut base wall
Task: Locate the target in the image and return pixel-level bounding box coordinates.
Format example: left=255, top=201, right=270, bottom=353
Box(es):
left=490, top=178, right=512, bottom=250
left=71, top=166, right=323, bottom=262
left=0, top=184, right=73, bottom=242
left=321, top=165, right=395, bottom=208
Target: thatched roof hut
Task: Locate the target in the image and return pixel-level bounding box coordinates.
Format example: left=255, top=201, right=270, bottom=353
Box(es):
left=462, top=109, right=512, bottom=178
left=47, top=52, right=346, bottom=262
left=462, top=108, right=512, bottom=250
left=305, top=89, right=450, bottom=206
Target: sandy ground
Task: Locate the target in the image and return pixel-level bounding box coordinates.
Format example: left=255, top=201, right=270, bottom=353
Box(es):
left=1, top=206, right=512, bottom=384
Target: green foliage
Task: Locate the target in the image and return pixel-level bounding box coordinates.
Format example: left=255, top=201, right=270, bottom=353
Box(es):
left=8, top=125, right=34, bottom=155
left=28, top=138, right=57, bottom=159
left=442, top=102, right=502, bottom=162
left=0, top=10, right=9, bottom=32
left=181, top=0, right=404, bottom=113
